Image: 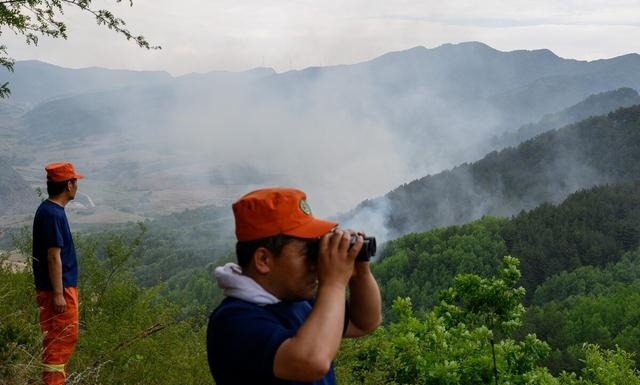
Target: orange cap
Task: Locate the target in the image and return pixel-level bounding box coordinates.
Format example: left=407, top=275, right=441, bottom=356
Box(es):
left=233, top=188, right=337, bottom=241
left=45, top=162, right=84, bottom=182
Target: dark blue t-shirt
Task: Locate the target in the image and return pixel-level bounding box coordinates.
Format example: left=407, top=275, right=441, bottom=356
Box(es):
left=207, top=297, right=339, bottom=385
left=32, top=199, right=78, bottom=290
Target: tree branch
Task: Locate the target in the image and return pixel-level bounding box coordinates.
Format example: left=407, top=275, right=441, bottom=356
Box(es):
left=0, top=0, right=159, bottom=98
left=91, top=321, right=175, bottom=368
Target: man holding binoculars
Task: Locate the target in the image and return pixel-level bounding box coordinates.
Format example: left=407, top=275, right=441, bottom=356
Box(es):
left=207, top=187, right=382, bottom=385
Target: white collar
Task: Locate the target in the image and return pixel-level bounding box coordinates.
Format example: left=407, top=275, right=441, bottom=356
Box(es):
left=214, top=262, right=280, bottom=305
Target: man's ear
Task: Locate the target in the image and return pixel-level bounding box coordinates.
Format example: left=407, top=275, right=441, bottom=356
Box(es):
left=252, top=247, right=272, bottom=274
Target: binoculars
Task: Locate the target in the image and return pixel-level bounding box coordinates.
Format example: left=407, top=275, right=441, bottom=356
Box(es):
left=352, top=235, right=377, bottom=262
left=308, top=235, right=377, bottom=262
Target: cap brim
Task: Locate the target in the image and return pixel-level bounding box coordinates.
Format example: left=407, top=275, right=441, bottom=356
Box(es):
left=75, top=173, right=85, bottom=179
left=283, top=218, right=337, bottom=239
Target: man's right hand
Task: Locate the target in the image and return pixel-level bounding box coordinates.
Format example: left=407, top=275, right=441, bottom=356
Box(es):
left=53, top=293, right=66, bottom=313
left=317, top=229, right=362, bottom=287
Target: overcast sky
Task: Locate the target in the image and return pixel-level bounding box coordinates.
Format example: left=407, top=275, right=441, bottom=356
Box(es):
left=3, top=0, right=640, bottom=76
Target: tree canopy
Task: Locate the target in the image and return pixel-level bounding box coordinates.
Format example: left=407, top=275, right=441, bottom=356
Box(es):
left=0, top=0, right=158, bottom=97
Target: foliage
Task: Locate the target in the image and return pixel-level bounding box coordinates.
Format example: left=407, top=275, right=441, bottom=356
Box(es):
left=553, top=344, right=640, bottom=385
left=578, top=344, right=640, bottom=385
left=437, top=256, right=525, bottom=335
left=0, top=250, right=40, bottom=384
left=372, top=216, right=508, bottom=319
left=162, top=256, right=232, bottom=310
left=520, top=249, right=640, bottom=373
left=531, top=249, right=640, bottom=305
left=131, top=205, right=235, bottom=288
left=0, top=0, right=159, bottom=97
left=69, top=205, right=235, bottom=315
left=503, top=181, right=640, bottom=298
left=0, top=226, right=211, bottom=385
left=373, top=181, right=640, bottom=374
left=375, top=181, right=640, bottom=311
left=337, top=257, right=554, bottom=385
left=338, top=257, right=640, bottom=385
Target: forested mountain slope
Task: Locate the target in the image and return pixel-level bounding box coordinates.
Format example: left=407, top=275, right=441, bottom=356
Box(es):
left=374, top=181, right=640, bottom=312
left=521, top=248, right=640, bottom=373
left=493, top=87, right=640, bottom=148
left=76, top=204, right=235, bottom=288
left=347, top=104, right=640, bottom=239
left=373, top=181, right=640, bottom=372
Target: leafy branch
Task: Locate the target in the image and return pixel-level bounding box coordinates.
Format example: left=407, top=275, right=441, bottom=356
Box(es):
left=0, top=0, right=160, bottom=97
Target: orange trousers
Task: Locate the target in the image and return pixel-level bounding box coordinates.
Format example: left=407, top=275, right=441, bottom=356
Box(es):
left=36, top=287, right=79, bottom=385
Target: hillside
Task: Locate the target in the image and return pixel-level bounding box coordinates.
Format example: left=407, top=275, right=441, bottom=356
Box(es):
left=0, top=159, right=38, bottom=216
left=372, top=180, right=640, bottom=310
left=376, top=179, right=639, bottom=287
left=344, top=104, right=640, bottom=240
left=492, top=87, right=640, bottom=147
left=371, top=180, right=640, bottom=373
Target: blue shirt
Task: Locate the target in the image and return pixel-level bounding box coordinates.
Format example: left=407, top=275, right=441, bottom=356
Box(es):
left=32, top=199, right=78, bottom=290
left=207, top=297, right=340, bottom=385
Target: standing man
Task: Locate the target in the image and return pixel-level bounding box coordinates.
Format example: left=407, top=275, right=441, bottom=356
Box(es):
left=32, top=162, right=84, bottom=385
left=207, top=187, right=382, bottom=385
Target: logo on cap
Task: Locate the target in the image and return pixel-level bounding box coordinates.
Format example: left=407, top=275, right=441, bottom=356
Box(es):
left=299, top=199, right=312, bottom=216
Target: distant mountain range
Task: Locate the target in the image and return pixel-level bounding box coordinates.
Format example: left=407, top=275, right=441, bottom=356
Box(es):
left=3, top=60, right=172, bottom=105
left=1, top=41, right=640, bottom=219
left=9, top=43, right=640, bottom=162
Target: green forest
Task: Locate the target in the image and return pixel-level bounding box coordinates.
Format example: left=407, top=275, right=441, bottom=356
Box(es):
left=3, top=179, right=640, bottom=384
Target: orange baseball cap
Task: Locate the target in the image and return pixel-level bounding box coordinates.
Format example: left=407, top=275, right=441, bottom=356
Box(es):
left=45, top=162, right=84, bottom=182
left=232, top=187, right=337, bottom=242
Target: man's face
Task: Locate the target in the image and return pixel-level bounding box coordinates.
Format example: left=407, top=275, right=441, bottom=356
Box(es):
left=67, top=179, right=78, bottom=200
left=267, top=238, right=318, bottom=301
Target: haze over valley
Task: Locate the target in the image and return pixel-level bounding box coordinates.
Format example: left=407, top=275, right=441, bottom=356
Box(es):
left=2, top=42, right=640, bottom=237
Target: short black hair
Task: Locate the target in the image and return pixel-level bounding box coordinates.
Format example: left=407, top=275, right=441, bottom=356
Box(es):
left=47, top=180, right=67, bottom=197
left=235, top=234, right=297, bottom=270
left=46, top=178, right=76, bottom=197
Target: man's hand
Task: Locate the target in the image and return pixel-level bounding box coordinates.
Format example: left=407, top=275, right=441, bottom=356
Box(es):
left=317, top=229, right=362, bottom=287
left=53, top=292, right=67, bottom=314
left=47, top=247, right=66, bottom=313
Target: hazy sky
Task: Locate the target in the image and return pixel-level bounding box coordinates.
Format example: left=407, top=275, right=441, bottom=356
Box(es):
left=3, top=0, right=640, bottom=75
